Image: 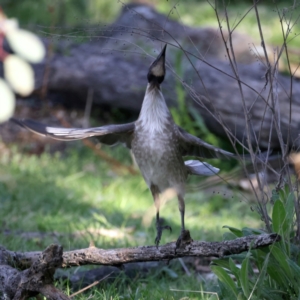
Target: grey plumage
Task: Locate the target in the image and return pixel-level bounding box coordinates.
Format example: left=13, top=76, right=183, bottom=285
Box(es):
left=11, top=44, right=236, bottom=247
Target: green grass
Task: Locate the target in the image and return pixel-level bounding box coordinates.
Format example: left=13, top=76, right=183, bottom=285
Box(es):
left=0, top=142, right=261, bottom=251
left=0, top=140, right=261, bottom=298
left=57, top=267, right=216, bottom=299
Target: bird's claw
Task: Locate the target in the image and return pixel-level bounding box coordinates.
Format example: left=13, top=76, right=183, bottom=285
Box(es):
left=155, top=224, right=172, bottom=247
left=175, top=229, right=193, bottom=253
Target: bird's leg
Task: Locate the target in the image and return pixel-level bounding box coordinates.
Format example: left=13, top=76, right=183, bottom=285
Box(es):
left=176, top=195, right=191, bottom=249
left=150, top=185, right=172, bottom=247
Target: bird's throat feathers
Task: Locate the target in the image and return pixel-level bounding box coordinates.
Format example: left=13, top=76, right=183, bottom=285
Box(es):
left=138, top=84, right=171, bottom=134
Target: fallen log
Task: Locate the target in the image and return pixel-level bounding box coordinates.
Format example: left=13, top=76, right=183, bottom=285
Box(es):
left=0, top=244, right=69, bottom=300
left=36, top=4, right=300, bottom=150
left=0, top=233, right=281, bottom=299
left=3, top=4, right=300, bottom=150
left=4, top=233, right=280, bottom=269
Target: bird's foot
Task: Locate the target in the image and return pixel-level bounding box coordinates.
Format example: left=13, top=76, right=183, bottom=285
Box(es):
left=155, top=222, right=172, bottom=247
left=175, top=229, right=193, bottom=253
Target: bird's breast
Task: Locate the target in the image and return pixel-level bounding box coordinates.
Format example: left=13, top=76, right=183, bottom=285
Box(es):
left=132, top=127, right=187, bottom=193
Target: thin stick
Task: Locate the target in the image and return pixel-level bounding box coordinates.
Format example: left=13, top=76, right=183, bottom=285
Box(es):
left=69, top=272, right=113, bottom=298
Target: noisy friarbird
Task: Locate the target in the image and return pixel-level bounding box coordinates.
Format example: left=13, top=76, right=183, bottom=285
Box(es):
left=11, top=45, right=238, bottom=248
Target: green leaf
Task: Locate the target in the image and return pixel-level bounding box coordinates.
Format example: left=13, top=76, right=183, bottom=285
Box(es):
left=242, top=227, right=258, bottom=236
left=211, top=265, right=238, bottom=297
left=271, top=189, right=280, bottom=203
left=278, top=185, right=291, bottom=202
left=242, top=227, right=265, bottom=235
left=189, top=106, right=210, bottom=135
left=260, top=288, right=288, bottom=300
left=267, top=263, right=289, bottom=289
left=218, top=280, right=237, bottom=299
left=212, top=259, right=231, bottom=270
left=240, top=257, right=250, bottom=297
left=284, top=193, right=295, bottom=234
left=223, top=225, right=243, bottom=237
left=242, top=227, right=253, bottom=236
left=252, top=249, right=268, bottom=271
left=253, top=253, right=270, bottom=298
left=225, top=253, right=248, bottom=260
left=223, top=232, right=238, bottom=241
left=270, top=245, right=293, bottom=281
left=229, top=258, right=240, bottom=280
left=272, top=200, right=286, bottom=234
left=287, top=258, right=300, bottom=278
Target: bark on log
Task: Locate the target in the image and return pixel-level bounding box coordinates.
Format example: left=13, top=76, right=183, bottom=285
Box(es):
left=0, top=233, right=281, bottom=298
left=0, top=245, right=69, bottom=300
left=3, top=3, right=300, bottom=150
left=5, top=233, right=280, bottom=270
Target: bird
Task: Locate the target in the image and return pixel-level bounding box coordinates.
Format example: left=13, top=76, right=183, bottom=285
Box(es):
left=11, top=44, right=238, bottom=248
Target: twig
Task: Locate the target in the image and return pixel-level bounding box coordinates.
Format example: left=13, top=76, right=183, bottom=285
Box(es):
left=69, top=271, right=113, bottom=298
left=178, top=258, right=191, bottom=277
left=213, top=1, right=271, bottom=228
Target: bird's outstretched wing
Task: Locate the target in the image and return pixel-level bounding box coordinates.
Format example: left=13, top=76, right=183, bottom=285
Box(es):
left=177, top=126, right=236, bottom=159
left=185, top=160, right=220, bottom=176
left=11, top=118, right=135, bottom=148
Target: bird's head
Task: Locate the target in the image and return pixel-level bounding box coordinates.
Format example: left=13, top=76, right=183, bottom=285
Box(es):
left=147, top=44, right=167, bottom=86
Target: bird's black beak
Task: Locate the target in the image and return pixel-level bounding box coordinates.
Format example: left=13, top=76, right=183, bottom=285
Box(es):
left=155, top=44, right=167, bottom=64
left=147, top=44, right=167, bottom=85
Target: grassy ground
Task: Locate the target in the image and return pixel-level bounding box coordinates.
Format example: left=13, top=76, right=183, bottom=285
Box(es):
left=0, top=0, right=294, bottom=298
left=0, top=141, right=261, bottom=251
left=0, top=138, right=261, bottom=298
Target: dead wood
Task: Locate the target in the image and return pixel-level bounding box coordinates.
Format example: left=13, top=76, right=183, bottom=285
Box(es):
left=0, top=233, right=280, bottom=299
left=0, top=244, right=69, bottom=300
left=4, top=233, right=280, bottom=270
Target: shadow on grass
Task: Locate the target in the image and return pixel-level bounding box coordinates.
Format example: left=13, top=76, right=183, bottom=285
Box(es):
left=0, top=143, right=261, bottom=252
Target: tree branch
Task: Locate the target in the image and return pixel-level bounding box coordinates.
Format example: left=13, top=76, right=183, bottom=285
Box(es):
left=6, top=233, right=280, bottom=270
left=0, top=233, right=280, bottom=299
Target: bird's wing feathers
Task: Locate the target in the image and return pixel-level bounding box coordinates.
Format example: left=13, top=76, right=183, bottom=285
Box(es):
left=185, top=160, right=220, bottom=176
left=11, top=118, right=135, bottom=148
left=177, top=126, right=236, bottom=159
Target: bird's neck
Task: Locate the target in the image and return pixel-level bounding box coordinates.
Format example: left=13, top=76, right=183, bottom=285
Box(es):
left=138, top=84, right=172, bottom=134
